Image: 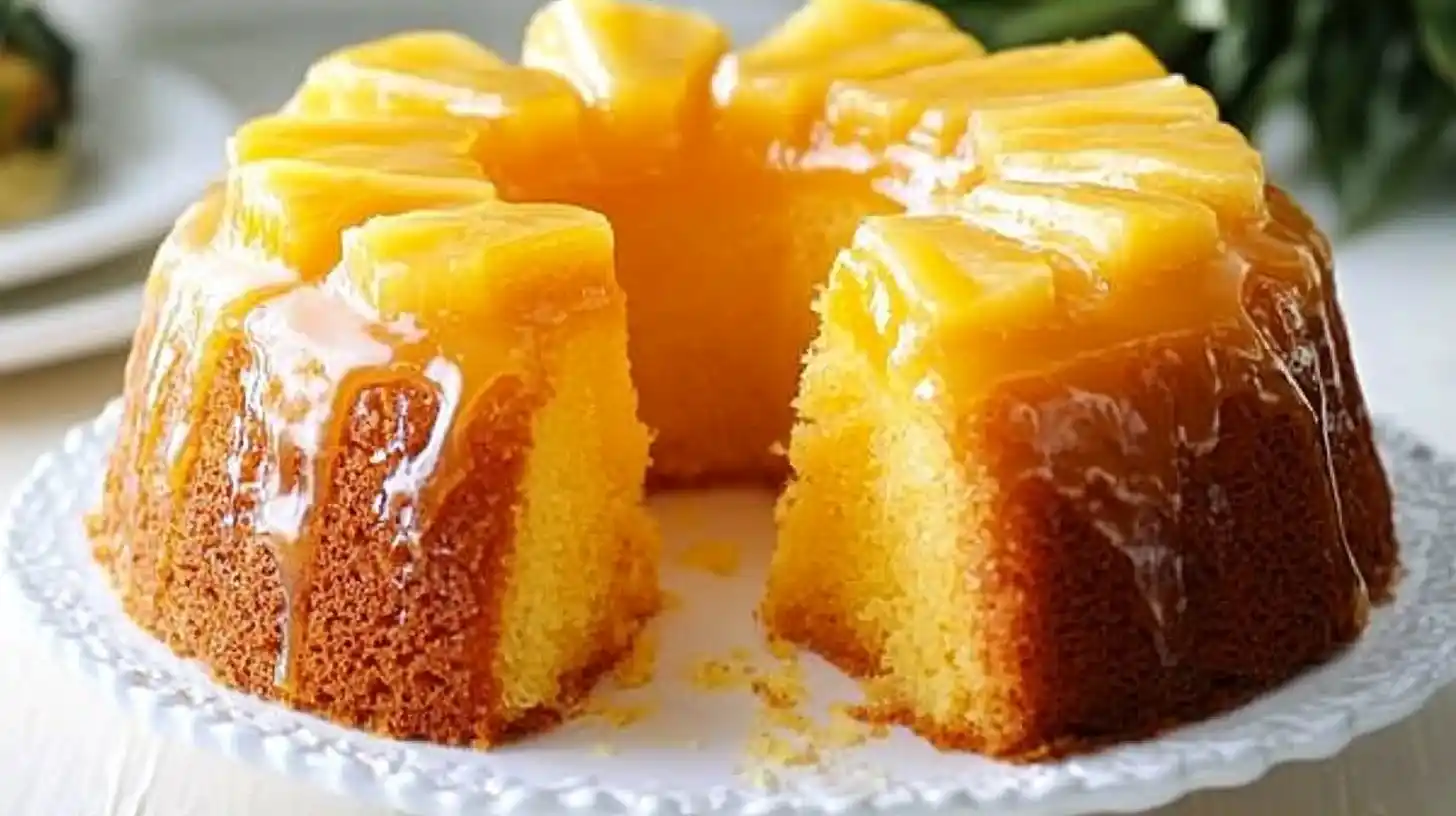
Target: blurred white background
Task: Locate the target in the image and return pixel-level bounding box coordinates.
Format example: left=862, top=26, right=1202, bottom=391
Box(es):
left=47, top=0, right=799, bottom=114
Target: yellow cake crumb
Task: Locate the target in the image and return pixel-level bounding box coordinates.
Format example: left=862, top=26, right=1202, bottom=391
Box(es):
left=659, top=588, right=685, bottom=612
left=611, top=626, right=658, bottom=689
left=830, top=701, right=891, bottom=740
left=818, top=703, right=875, bottom=749
left=676, top=538, right=741, bottom=576
left=584, top=697, right=655, bottom=729
left=848, top=675, right=899, bottom=722
left=747, top=728, right=820, bottom=769
left=689, top=655, right=757, bottom=690
left=736, top=645, right=892, bottom=787
left=750, top=659, right=806, bottom=709
left=760, top=705, right=815, bottom=733
left=744, top=764, right=779, bottom=791
left=766, top=637, right=798, bottom=661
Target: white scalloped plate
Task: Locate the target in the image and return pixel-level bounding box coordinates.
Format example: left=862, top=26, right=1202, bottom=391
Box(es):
left=4, top=401, right=1456, bottom=816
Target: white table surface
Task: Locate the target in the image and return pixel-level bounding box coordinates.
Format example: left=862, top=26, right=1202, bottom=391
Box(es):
left=2, top=2, right=1456, bottom=813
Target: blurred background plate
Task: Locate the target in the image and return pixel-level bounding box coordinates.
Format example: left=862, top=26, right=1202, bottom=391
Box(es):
left=0, top=253, right=145, bottom=375
left=0, top=62, right=235, bottom=291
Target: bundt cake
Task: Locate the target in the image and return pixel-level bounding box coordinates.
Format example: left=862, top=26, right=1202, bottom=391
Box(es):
left=91, top=0, right=1397, bottom=759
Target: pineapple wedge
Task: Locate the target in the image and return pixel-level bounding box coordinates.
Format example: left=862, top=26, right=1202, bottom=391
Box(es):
left=830, top=181, right=1244, bottom=397
left=829, top=34, right=1167, bottom=155
left=712, top=0, right=981, bottom=150
left=523, top=0, right=728, bottom=151
left=965, top=76, right=1218, bottom=133
left=220, top=159, right=496, bottom=280
left=958, top=180, right=1221, bottom=287
left=338, top=200, right=615, bottom=333
left=853, top=213, right=1058, bottom=336
left=971, top=121, right=1267, bottom=223
left=825, top=214, right=1059, bottom=388
left=287, top=31, right=576, bottom=123
left=737, top=0, right=970, bottom=70
left=228, top=115, right=484, bottom=179
left=285, top=32, right=584, bottom=192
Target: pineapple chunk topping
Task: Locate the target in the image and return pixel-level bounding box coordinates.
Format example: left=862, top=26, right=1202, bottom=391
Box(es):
left=736, top=0, right=969, bottom=72
left=828, top=34, right=1168, bottom=153
left=837, top=181, right=1246, bottom=397
left=972, top=121, right=1266, bottom=222
left=958, top=181, right=1221, bottom=288
left=828, top=214, right=1063, bottom=391
left=219, top=159, right=496, bottom=280
left=523, top=0, right=728, bottom=144
left=856, top=213, right=1058, bottom=331
left=286, top=31, right=578, bottom=125
left=297, top=31, right=508, bottom=94
left=228, top=115, right=485, bottom=179
left=339, top=201, right=615, bottom=329
left=963, top=76, right=1217, bottom=133
left=712, top=0, right=980, bottom=149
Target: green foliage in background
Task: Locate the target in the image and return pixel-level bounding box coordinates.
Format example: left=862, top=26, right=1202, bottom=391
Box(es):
left=923, top=0, right=1456, bottom=231
left=0, top=0, right=76, bottom=149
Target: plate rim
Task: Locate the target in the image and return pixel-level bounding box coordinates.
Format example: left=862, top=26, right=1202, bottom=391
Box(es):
left=0, top=277, right=144, bottom=375
left=0, top=60, right=236, bottom=291
left=3, top=401, right=1456, bottom=816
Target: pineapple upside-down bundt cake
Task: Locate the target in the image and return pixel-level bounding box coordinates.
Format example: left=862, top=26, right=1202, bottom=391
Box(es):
left=90, top=0, right=1397, bottom=759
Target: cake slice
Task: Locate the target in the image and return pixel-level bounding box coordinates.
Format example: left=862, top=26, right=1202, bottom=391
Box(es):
left=93, top=152, right=656, bottom=745
left=763, top=185, right=1371, bottom=759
